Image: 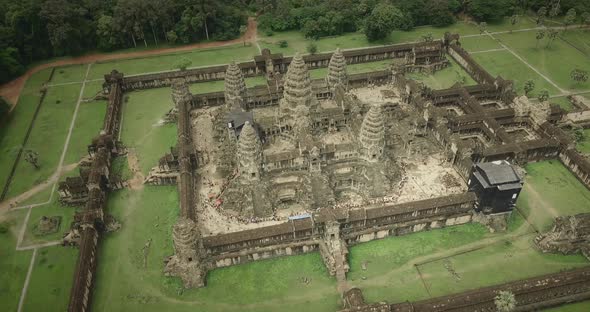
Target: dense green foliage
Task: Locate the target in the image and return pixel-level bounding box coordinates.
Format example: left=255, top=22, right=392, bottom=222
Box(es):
left=0, top=0, right=248, bottom=84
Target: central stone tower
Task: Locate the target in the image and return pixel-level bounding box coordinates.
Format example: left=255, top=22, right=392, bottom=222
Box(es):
left=237, top=121, right=262, bottom=182
left=280, top=52, right=317, bottom=114
left=359, top=103, right=385, bottom=162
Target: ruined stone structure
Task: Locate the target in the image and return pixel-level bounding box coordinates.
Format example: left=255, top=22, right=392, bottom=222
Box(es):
left=339, top=266, right=590, bottom=311
left=66, top=33, right=590, bottom=311
left=535, top=213, right=590, bottom=259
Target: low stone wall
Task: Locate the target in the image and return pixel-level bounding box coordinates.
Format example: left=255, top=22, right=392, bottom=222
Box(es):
left=202, top=193, right=476, bottom=270
left=448, top=43, right=495, bottom=85
left=387, top=266, right=590, bottom=312
left=560, top=148, right=590, bottom=190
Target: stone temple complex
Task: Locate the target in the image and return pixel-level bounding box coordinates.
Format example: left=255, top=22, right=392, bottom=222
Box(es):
left=62, top=32, right=590, bottom=312
left=219, top=51, right=400, bottom=217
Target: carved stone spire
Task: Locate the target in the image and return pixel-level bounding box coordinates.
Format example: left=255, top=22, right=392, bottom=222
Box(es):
left=327, top=48, right=347, bottom=88
left=359, top=103, right=385, bottom=162
left=171, top=78, right=191, bottom=107
left=164, top=217, right=205, bottom=288
left=237, top=121, right=262, bottom=181
left=224, top=61, right=247, bottom=108
left=281, top=52, right=314, bottom=111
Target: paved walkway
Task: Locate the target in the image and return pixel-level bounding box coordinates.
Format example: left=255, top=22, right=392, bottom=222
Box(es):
left=17, top=248, right=37, bottom=312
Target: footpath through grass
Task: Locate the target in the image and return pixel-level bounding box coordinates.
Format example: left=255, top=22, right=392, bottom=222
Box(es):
left=92, top=186, right=340, bottom=312
left=0, top=209, right=33, bottom=311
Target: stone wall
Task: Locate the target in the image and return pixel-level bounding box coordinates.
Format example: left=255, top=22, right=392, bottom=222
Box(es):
left=384, top=266, right=590, bottom=312
left=560, top=148, right=590, bottom=189
left=68, top=71, right=124, bottom=312
left=119, top=41, right=444, bottom=92
left=202, top=193, right=476, bottom=270
left=448, top=43, right=495, bottom=85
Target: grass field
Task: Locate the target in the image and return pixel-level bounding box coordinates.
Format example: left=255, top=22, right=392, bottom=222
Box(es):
left=64, top=100, right=108, bottom=164
left=92, top=186, right=340, bottom=312
left=0, top=69, right=53, bottom=195
left=5, top=83, right=82, bottom=198
left=472, top=50, right=561, bottom=96
left=89, top=44, right=259, bottom=80
left=407, top=58, right=477, bottom=89
left=546, top=301, right=590, bottom=311
left=0, top=209, right=34, bottom=312
left=22, top=246, right=78, bottom=311
left=120, top=88, right=177, bottom=173
left=21, top=194, right=77, bottom=246
left=51, top=65, right=88, bottom=85
left=519, top=160, right=590, bottom=231
left=494, top=31, right=590, bottom=92
left=258, top=17, right=538, bottom=56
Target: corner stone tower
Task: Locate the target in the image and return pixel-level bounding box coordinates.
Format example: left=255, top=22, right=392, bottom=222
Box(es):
left=172, top=78, right=191, bottom=105
left=326, top=48, right=347, bottom=88
left=359, top=103, right=385, bottom=162
left=225, top=61, right=247, bottom=109
left=164, top=218, right=205, bottom=288
left=280, top=53, right=316, bottom=114
left=237, top=121, right=262, bottom=181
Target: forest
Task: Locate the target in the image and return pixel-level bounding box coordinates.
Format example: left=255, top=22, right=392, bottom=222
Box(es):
left=1, top=0, right=589, bottom=85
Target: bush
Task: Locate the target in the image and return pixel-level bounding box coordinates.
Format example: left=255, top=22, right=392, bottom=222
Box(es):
left=278, top=40, right=289, bottom=48
left=307, top=42, right=318, bottom=54
left=265, top=29, right=274, bottom=37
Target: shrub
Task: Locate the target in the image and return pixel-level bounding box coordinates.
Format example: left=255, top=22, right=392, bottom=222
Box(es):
left=307, top=42, right=318, bottom=54
left=278, top=40, right=289, bottom=48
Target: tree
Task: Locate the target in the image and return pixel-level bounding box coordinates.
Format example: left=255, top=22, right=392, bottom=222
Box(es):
left=478, top=22, right=488, bottom=35
left=0, top=96, right=11, bottom=118
left=549, top=2, right=561, bottom=19
left=306, top=42, right=318, bottom=54
left=468, top=0, right=512, bottom=22
left=24, top=149, right=40, bottom=169
left=364, top=2, right=403, bottom=41
left=573, top=127, right=585, bottom=142
left=174, top=57, right=192, bottom=71
left=278, top=40, right=288, bottom=48
left=546, top=29, right=559, bottom=48
left=535, top=30, right=545, bottom=48
left=494, top=290, right=517, bottom=312
left=524, top=79, right=535, bottom=96
left=538, top=89, right=550, bottom=102
left=239, top=25, right=247, bottom=46
left=166, top=30, right=178, bottom=44
left=510, top=15, right=519, bottom=33
left=582, top=12, right=590, bottom=29
left=564, top=9, right=576, bottom=30
left=422, top=33, right=434, bottom=42
left=571, top=68, right=589, bottom=84
left=537, top=6, right=547, bottom=25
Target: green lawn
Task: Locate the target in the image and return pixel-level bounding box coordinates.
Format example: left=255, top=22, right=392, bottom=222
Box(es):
left=22, top=246, right=78, bottom=311
left=92, top=186, right=340, bottom=312
left=577, top=129, right=590, bottom=154
left=550, top=96, right=575, bottom=111
left=111, top=156, right=133, bottom=181
left=419, top=234, right=588, bottom=298
left=5, top=83, right=82, bottom=199
left=22, top=193, right=77, bottom=246
left=83, top=80, right=106, bottom=98
left=494, top=31, right=590, bottom=92
left=459, top=36, right=503, bottom=52
left=89, top=44, right=259, bottom=80
left=472, top=50, right=561, bottom=96
left=189, top=76, right=268, bottom=95
left=348, top=223, right=490, bottom=304
left=0, top=209, right=34, bottom=311
left=545, top=301, right=590, bottom=311
left=259, top=17, right=539, bottom=56
left=51, top=65, right=88, bottom=84
left=407, top=58, right=477, bottom=89
left=120, top=88, right=177, bottom=173
left=0, top=69, right=54, bottom=195
left=558, top=29, right=590, bottom=56
left=64, top=100, right=108, bottom=164
left=17, top=186, right=54, bottom=207
left=519, top=160, right=590, bottom=231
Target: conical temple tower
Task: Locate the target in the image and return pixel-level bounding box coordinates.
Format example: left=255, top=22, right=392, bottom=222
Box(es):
left=326, top=48, right=347, bottom=88
left=281, top=53, right=315, bottom=113
left=171, top=78, right=191, bottom=106
left=225, top=61, right=247, bottom=108
left=237, top=121, right=262, bottom=181
left=359, top=103, right=385, bottom=162
left=164, top=217, right=205, bottom=287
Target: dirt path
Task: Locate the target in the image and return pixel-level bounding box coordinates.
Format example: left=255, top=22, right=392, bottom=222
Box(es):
left=0, top=18, right=257, bottom=106
left=126, top=150, right=145, bottom=190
